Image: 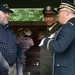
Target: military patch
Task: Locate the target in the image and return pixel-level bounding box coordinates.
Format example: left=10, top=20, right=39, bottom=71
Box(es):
left=3, top=4, right=9, bottom=9
left=46, top=6, right=51, bottom=10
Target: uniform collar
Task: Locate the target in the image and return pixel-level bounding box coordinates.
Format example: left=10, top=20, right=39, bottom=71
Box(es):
left=47, top=22, right=57, bottom=31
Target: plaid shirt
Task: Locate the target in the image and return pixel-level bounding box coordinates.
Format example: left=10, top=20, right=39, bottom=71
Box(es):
left=0, top=24, right=17, bottom=65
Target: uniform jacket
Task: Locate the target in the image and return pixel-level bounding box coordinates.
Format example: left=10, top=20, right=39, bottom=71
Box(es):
left=40, top=21, right=61, bottom=75
left=44, top=21, right=61, bottom=37
left=0, top=24, right=17, bottom=65
left=42, top=18, right=75, bottom=75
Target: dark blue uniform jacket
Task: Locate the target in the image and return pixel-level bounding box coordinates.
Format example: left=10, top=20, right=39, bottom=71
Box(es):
left=42, top=18, right=75, bottom=75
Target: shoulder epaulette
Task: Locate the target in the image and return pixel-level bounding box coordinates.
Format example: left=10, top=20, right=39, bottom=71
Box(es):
left=66, top=22, right=74, bottom=26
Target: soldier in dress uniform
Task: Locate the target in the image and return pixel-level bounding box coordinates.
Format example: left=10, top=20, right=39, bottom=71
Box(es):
left=41, top=0, right=75, bottom=75
left=40, top=6, right=61, bottom=75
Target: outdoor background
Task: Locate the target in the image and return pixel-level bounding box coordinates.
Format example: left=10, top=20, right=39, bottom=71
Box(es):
left=9, top=9, right=44, bottom=21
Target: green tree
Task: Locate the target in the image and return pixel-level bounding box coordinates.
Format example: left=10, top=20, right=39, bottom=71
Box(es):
left=9, top=9, right=44, bottom=21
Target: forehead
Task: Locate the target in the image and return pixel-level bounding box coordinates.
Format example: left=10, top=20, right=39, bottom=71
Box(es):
left=59, top=8, right=68, bottom=11
left=44, top=14, right=56, bottom=17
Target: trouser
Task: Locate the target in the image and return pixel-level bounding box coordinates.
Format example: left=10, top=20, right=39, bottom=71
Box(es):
left=9, top=64, right=17, bottom=75
left=17, top=58, right=30, bottom=75
left=17, top=58, right=23, bottom=75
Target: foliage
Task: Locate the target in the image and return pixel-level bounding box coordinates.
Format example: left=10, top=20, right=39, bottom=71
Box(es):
left=9, top=8, right=44, bottom=21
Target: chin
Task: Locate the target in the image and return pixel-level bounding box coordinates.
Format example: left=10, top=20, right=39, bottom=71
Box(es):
left=47, top=24, right=52, bottom=26
left=4, top=22, right=8, bottom=25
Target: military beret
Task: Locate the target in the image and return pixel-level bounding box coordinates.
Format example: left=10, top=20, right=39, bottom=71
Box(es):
left=57, top=0, right=75, bottom=12
left=0, top=3, right=13, bottom=13
left=43, top=6, right=58, bottom=16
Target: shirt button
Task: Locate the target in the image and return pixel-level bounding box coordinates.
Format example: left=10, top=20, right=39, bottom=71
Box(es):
left=57, top=64, right=60, bottom=66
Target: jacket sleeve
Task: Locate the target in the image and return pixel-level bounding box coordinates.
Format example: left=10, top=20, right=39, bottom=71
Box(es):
left=42, top=24, right=75, bottom=53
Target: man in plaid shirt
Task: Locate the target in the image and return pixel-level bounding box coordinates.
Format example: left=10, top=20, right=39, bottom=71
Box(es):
left=0, top=3, right=17, bottom=75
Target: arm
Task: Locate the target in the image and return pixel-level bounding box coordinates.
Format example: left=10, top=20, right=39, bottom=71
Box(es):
left=42, top=24, right=75, bottom=53
left=29, top=38, right=34, bottom=46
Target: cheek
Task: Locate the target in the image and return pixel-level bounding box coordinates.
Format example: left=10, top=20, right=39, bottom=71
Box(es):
left=59, top=14, right=64, bottom=24
left=59, top=14, right=62, bottom=20
left=44, top=18, right=46, bottom=21
left=58, top=14, right=61, bottom=20
left=0, top=17, right=4, bottom=22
